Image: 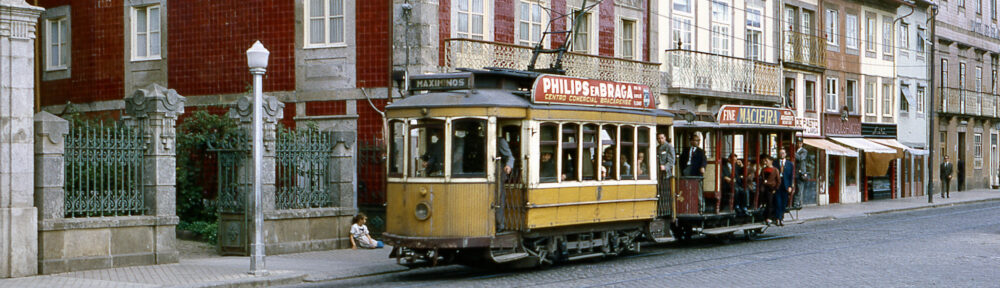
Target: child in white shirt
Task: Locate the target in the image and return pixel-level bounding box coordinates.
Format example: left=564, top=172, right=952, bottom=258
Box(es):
left=350, top=213, right=383, bottom=249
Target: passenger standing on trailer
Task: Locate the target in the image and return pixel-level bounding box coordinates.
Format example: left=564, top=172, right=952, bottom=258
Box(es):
left=773, top=148, right=794, bottom=226
left=680, top=134, right=707, bottom=176
left=721, top=153, right=737, bottom=212
left=760, top=155, right=779, bottom=225
left=657, top=133, right=675, bottom=180
left=498, top=134, right=514, bottom=176
left=940, top=155, right=953, bottom=198
left=734, top=156, right=747, bottom=215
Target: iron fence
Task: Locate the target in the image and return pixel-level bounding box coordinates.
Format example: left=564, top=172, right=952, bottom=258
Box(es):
left=64, top=121, right=146, bottom=217
left=207, top=132, right=250, bottom=214
left=275, top=129, right=336, bottom=210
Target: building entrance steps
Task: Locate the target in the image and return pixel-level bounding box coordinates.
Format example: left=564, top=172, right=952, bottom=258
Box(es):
left=1, top=189, right=998, bottom=287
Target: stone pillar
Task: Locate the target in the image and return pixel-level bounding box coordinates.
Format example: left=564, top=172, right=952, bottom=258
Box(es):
left=124, top=83, right=186, bottom=264
left=0, top=0, right=43, bottom=278
left=229, top=94, right=284, bottom=235
left=33, top=112, right=68, bottom=221
left=330, top=131, right=357, bottom=209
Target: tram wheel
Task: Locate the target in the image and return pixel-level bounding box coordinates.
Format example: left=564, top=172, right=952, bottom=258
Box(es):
left=743, top=229, right=761, bottom=241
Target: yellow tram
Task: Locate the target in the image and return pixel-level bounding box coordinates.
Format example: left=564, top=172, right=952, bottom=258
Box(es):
left=382, top=69, right=673, bottom=266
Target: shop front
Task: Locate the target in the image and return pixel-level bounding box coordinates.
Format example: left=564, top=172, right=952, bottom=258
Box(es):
left=830, top=137, right=898, bottom=202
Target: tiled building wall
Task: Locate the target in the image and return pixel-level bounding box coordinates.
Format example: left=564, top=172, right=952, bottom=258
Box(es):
left=357, top=0, right=391, bottom=87
left=357, top=99, right=389, bottom=205
left=550, top=0, right=567, bottom=48
left=495, top=0, right=515, bottom=43
left=38, top=0, right=124, bottom=106
left=598, top=0, right=614, bottom=57
left=167, top=0, right=295, bottom=96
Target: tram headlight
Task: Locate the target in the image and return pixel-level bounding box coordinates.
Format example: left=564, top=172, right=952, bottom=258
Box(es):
left=415, top=202, right=431, bottom=221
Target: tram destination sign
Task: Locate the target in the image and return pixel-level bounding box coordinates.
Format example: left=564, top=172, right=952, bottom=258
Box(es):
left=717, top=105, right=795, bottom=127
left=531, top=75, right=654, bottom=110
left=408, top=73, right=474, bottom=92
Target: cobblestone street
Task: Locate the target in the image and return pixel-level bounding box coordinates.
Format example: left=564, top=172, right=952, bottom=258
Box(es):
left=291, top=201, right=1000, bottom=288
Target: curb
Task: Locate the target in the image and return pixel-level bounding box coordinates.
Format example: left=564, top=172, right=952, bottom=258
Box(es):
left=303, top=266, right=410, bottom=282
left=188, top=271, right=306, bottom=288
left=864, top=197, right=1000, bottom=216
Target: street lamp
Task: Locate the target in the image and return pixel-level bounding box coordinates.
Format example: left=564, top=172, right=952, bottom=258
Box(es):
left=246, top=40, right=269, bottom=276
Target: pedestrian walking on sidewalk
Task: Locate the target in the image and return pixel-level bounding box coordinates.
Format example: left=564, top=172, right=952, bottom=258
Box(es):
left=350, top=213, right=384, bottom=249
left=940, top=156, right=953, bottom=198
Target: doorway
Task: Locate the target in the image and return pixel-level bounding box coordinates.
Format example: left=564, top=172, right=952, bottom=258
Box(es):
left=992, top=133, right=998, bottom=187
left=829, top=156, right=840, bottom=204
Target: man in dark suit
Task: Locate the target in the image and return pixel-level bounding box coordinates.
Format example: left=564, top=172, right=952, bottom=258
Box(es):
left=941, top=155, right=953, bottom=198
left=721, top=153, right=737, bottom=212
left=773, top=148, right=795, bottom=226
left=957, top=158, right=966, bottom=191
left=679, top=134, right=707, bottom=177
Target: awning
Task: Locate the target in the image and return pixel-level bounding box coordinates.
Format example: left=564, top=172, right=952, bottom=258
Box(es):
left=830, top=137, right=898, bottom=177
left=869, top=138, right=929, bottom=156
left=803, top=138, right=859, bottom=157
left=900, top=85, right=915, bottom=108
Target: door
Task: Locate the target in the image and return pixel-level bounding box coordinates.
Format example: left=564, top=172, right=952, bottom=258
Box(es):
left=829, top=156, right=840, bottom=204
left=992, top=133, right=998, bottom=187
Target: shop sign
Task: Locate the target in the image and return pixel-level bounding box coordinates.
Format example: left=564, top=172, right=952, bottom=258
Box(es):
left=861, top=123, right=897, bottom=138
left=408, top=73, right=474, bottom=92
left=823, top=113, right=861, bottom=135
left=796, top=117, right=821, bottom=137
left=717, top=105, right=796, bottom=127
left=531, top=75, right=654, bottom=109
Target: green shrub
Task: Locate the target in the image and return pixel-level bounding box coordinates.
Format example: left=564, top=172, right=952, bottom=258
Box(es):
left=177, top=220, right=218, bottom=244
left=176, top=110, right=242, bottom=223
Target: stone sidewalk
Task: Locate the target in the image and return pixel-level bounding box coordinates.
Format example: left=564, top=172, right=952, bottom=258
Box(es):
left=1, top=189, right=997, bottom=288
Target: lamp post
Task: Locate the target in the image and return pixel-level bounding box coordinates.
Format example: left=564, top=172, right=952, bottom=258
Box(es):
left=246, top=41, right=269, bottom=276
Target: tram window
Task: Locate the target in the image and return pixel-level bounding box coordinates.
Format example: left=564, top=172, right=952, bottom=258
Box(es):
left=562, top=123, right=580, bottom=181
left=600, top=125, right=618, bottom=180
left=702, top=132, right=714, bottom=160
left=637, top=127, right=650, bottom=180
left=582, top=124, right=599, bottom=180
left=621, top=126, right=635, bottom=180
left=540, top=123, right=558, bottom=183
left=452, top=118, right=487, bottom=178
left=410, top=119, right=446, bottom=177
left=388, top=120, right=405, bottom=177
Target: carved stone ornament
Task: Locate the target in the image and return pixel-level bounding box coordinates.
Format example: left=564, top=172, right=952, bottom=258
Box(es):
left=34, top=111, right=69, bottom=145
left=125, top=83, right=187, bottom=119
left=331, top=131, right=357, bottom=149
left=229, top=94, right=285, bottom=123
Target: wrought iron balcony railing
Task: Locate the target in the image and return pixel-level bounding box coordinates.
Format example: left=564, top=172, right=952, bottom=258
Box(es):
left=783, top=31, right=826, bottom=68
left=662, top=49, right=781, bottom=100
left=939, top=87, right=1000, bottom=118
left=443, top=38, right=661, bottom=93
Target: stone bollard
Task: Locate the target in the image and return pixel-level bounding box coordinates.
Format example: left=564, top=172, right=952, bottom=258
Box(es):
left=330, top=131, right=357, bottom=209
left=33, top=112, right=68, bottom=221
left=125, top=83, right=186, bottom=264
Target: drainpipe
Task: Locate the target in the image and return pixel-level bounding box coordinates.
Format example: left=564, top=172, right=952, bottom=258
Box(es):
left=35, top=0, right=40, bottom=112
left=926, top=4, right=938, bottom=203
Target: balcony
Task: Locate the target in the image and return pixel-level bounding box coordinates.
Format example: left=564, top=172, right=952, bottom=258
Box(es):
left=939, top=87, right=1000, bottom=118
left=443, top=38, right=661, bottom=93
left=783, top=31, right=826, bottom=70
left=662, top=49, right=781, bottom=102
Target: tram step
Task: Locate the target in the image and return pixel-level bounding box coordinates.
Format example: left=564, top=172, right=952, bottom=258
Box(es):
left=566, top=253, right=605, bottom=261
left=652, top=236, right=676, bottom=243
left=702, top=223, right=767, bottom=236
left=491, top=252, right=529, bottom=263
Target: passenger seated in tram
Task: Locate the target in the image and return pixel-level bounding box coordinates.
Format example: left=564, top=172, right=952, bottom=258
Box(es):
left=562, top=152, right=576, bottom=180
left=636, top=151, right=649, bottom=177
left=540, top=152, right=557, bottom=179
left=621, top=151, right=633, bottom=180
left=601, top=147, right=615, bottom=175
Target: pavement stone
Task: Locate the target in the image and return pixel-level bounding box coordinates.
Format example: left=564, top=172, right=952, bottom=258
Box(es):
left=0, top=189, right=997, bottom=287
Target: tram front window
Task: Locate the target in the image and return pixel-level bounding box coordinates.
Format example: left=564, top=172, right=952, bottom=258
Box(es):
left=540, top=123, right=558, bottom=183
left=410, top=119, right=446, bottom=177
left=452, top=119, right=487, bottom=178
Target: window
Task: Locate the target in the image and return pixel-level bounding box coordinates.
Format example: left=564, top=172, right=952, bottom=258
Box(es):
left=672, top=18, right=693, bottom=49
left=539, top=123, right=558, bottom=183
left=993, top=0, right=997, bottom=20
left=866, top=80, right=876, bottom=115
left=882, top=16, right=893, bottom=56
left=846, top=80, right=857, bottom=113
left=801, top=10, right=814, bottom=35
left=976, top=66, right=983, bottom=93
left=410, top=119, right=446, bottom=177
left=674, top=0, right=692, bottom=14
left=306, top=0, right=345, bottom=47
left=940, top=132, right=947, bottom=159
left=620, top=126, right=635, bottom=180
left=899, top=23, right=909, bottom=51
left=866, top=14, right=876, bottom=53
left=917, top=86, right=925, bottom=114
left=826, top=9, right=838, bottom=46
left=883, top=83, right=893, bottom=116
left=942, top=59, right=949, bottom=109
left=518, top=1, right=543, bottom=47
left=960, top=0, right=966, bottom=8
left=388, top=120, right=405, bottom=177
left=976, top=0, right=982, bottom=14
left=960, top=62, right=967, bottom=90
left=46, top=17, right=69, bottom=70
left=916, top=26, right=926, bottom=54
left=456, top=0, right=487, bottom=40
left=711, top=1, right=731, bottom=56
left=975, top=133, right=983, bottom=167
left=826, top=78, right=839, bottom=112
left=994, top=68, right=998, bottom=94
left=846, top=14, right=859, bottom=50
left=621, top=19, right=636, bottom=59
left=746, top=8, right=762, bottom=61
left=900, top=85, right=910, bottom=112
left=600, top=125, right=619, bottom=180
left=131, top=5, right=161, bottom=60
left=572, top=11, right=592, bottom=53
left=582, top=124, right=599, bottom=180
left=451, top=119, right=487, bottom=178
left=806, top=81, right=816, bottom=111
left=562, top=123, right=580, bottom=181
left=637, top=127, right=650, bottom=180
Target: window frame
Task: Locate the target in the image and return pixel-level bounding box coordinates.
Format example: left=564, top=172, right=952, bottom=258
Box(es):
left=805, top=80, right=816, bottom=112
left=674, top=0, right=692, bottom=14
left=304, top=0, right=347, bottom=48
left=846, top=13, right=859, bottom=50
left=900, top=84, right=910, bottom=113
left=571, top=10, right=593, bottom=54
left=516, top=0, right=546, bottom=47
left=865, top=80, right=876, bottom=116
left=917, top=86, right=926, bottom=114
left=882, top=83, right=893, bottom=117
left=899, top=22, right=909, bottom=52
left=846, top=79, right=858, bottom=113
left=130, top=4, right=162, bottom=61
left=975, top=133, right=983, bottom=169
left=45, top=17, right=69, bottom=71
left=454, top=0, right=491, bottom=40
left=711, top=0, right=732, bottom=56
left=672, top=17, right=694, bottom=50
left=619, top=18, right=637, bottom=60
left=865, top=13, right=876, bottom=54
left=882, top=16, right=893, bottom=57
left=746, top=8, right=763, bottom=61
left=826, top=9, right=838, bottom=46
left=826, top=78, right=839, bottom=112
